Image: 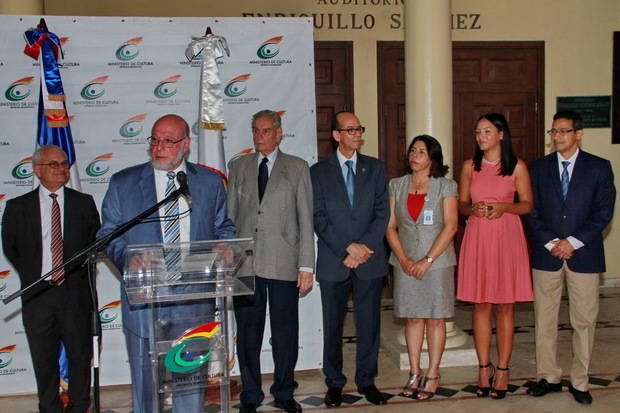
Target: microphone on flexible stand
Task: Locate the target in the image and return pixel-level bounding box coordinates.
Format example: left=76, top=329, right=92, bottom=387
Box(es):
left=176, top=171, right=192, bottom=209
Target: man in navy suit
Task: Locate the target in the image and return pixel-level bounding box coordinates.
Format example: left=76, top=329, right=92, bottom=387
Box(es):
left=525, top=110, right=616, bottom=405
left=310, top=111, right=389, bottom=407
left=98, top=114, right=235, bottom=413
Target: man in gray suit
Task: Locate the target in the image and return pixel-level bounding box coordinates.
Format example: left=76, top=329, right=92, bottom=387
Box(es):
left=310, top=111, right=389, bottom=407
left=227, top=110, right=314, bottom=413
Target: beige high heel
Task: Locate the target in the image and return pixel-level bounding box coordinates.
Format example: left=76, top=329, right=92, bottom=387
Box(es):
left=400, top=371, right=423, bottom=398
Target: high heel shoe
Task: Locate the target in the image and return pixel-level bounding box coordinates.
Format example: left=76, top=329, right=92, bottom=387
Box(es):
left=416, top=375, right=440, bottom=401
left=490, top=366, right=509, bottom=399
left=400, top=370, right=423, bottom=398
left=476, top=363, right=495, bottom=397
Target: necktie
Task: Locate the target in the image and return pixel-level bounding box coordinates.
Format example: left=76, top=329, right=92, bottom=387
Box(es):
left=561, top=161, right=570, bottom=200
left=345, top=160, right=355, bottom=206
left=49, top=193, right=65, bottom=285
left=163, top=172, right=181, bottom=280
left=258, top=157, right=269, bottom=203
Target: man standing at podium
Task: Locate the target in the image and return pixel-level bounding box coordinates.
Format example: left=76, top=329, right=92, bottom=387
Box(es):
left=2, top=145, right=100, bottom=413
left=98, top=114, right=235, bottom=413
left=227, top=110, right=314, bottom=413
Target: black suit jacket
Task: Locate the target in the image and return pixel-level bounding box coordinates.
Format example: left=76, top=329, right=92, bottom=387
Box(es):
left=310, top=153, right=389, bottom=281
left=2, top=187, right=101, bottom=305
left=525, top=150, right=616, bottom=273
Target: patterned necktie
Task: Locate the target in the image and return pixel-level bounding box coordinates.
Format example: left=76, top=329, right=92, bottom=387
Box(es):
left=561, top=161, right=570, bottom=200
left=163, top=172, right=181, bottom=280
left=345, top=160, right=355, bottom=206
left=258, top=157, right=269, bottom=203
left=49, top=193, right=65, bottom=285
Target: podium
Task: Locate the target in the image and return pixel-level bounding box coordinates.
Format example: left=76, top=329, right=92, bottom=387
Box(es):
left=123, top=238, right=254, bottom=413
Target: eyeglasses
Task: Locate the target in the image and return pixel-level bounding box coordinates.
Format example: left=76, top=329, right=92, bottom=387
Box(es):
left=147, top=136, right=186, bottom=148
left=547, top=129, right=575, bottom=136
left=38, top=161, right=69, bottom=169
left=337, top=126, right=366, bottom=135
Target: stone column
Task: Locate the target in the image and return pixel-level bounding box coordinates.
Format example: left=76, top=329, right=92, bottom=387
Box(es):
left=403, top=0, right=468, bottom=352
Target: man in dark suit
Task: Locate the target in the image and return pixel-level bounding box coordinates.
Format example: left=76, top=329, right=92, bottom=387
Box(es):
left=310, top=111, right=389, bottom=407
left=98, top=114, right=235, bottom=413
left=227, top=110, right=314, bottom=413
left=525, top=110, right=616, bottom=405
left=2, top=145, right=100, bottom=413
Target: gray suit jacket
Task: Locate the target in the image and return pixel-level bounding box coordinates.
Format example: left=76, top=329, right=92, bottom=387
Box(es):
left=388, top=175, right=457, bottom=270
left=227, top=150, right=315, bottom=281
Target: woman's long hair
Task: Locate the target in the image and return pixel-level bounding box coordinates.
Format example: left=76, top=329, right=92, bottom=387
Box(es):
left=473, top=113, right=518, bottom=176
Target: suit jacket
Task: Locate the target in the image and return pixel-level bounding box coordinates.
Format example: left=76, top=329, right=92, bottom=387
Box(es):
left=227, top=150, right=314, bottom=281
left=2, top=187, right=100, bottom=305
left=98, top=161, right=236, bottom=337
left=388, top=175, right=457, bottom=270
left=525, top=150, right=616, bottom=273
left=311, top=153, right=389, bottom=281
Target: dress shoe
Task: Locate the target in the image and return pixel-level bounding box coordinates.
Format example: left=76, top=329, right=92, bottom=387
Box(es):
left=568, top=383, right=593, bottom=405
left=239, top=402, right=259, bottom=413
left=324, top=387, right=342, bottom=407
left=357, top=384, right=387, bottom=405
left=526, top=378, right=562, bottom=397
left=273, top=397, right=303, bottom=412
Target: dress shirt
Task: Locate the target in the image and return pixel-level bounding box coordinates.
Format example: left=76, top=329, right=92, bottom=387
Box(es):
left=39, top=185, right=65, bottom=278
left=544, top=149, right=584, bottom=252
left=336, top=147, right=358, bottom=181
left=155, top=162, right=190, bottom=243
left=257, top=148, right=279, bottom=176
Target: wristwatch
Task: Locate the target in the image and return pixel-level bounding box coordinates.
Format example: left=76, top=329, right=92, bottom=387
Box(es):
left=425, top=255, right=434, bottom=263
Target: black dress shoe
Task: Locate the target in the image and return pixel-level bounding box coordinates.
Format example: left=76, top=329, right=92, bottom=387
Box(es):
left=239, top=402, right=259, bottom=413
left=357, top=384, right=387, bottom=405
left=526, top=378, right=562, bottom=397
left=324, top=387, right=342, bottom=407
left=568, top=383, right=593, bottom=405
left=273, top=397, right=303, bottom=412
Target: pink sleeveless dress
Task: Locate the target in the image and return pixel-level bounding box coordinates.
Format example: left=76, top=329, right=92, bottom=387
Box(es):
left=457, top=160, right=533, bottom=303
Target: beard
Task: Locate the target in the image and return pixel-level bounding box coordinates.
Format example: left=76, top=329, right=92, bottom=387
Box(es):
left=150, top=148, right=187, bottom=171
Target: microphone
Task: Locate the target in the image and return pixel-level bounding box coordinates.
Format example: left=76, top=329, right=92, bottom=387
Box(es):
left=176, top=171, right=192, bottom=209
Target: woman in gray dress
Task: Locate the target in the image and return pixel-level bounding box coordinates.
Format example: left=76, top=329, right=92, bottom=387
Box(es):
left=386, top=135, right=458, bottom=400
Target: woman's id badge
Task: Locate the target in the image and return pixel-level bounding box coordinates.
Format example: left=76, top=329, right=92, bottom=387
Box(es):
left=423, top=209, right=433, bottom=225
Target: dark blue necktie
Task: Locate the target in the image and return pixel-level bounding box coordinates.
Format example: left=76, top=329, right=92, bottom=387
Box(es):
left=561, top=161, right=570, bottom=199
left=258, top=157, right=269, bottom=203
left=345, top=160, right=355, bottom=206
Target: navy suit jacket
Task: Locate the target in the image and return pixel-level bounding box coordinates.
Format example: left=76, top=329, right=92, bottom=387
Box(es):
left=98, top=161, right=235, bottom=337
left=310, top=153, right=389, bottom=281
left=525, top=150, right=616, bottom=273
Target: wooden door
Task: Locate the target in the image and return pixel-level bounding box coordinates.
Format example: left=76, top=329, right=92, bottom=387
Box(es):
left=377, top=41, right=545, bottom=180
left=314, top=41, right=354, bottom=160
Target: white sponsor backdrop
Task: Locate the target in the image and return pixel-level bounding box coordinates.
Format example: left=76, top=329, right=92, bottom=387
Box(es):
left=0, top=15, right=321, bottom=395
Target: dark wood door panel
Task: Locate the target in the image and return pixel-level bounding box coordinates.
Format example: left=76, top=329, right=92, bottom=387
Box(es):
left=314, top=41, right=354, bottom=160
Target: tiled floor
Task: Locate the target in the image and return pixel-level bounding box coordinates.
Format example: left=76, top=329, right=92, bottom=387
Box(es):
left=3, top=288, right=620, bottom=412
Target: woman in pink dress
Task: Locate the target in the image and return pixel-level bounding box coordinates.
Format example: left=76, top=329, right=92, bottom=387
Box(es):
left=457, top=113, right=533, bottom=399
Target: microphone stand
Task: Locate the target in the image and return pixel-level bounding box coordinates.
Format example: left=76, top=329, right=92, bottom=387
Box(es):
left=3, top=187, right=186, bottom=413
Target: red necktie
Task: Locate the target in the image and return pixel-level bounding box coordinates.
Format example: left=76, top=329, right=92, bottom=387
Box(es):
left=50, top=193, right=65, bottom=285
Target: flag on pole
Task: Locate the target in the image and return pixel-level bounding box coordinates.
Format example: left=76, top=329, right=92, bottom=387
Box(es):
left=24, top=18, right=81, bottom=190
left=185, top=28, right=230, bottom=183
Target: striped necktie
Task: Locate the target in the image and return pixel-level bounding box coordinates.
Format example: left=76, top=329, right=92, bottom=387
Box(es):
left=49, top=193, right=65, bottom=285
left=561, top=161, right=570, bottom=200
left=163, top=172, right=181, bottom=281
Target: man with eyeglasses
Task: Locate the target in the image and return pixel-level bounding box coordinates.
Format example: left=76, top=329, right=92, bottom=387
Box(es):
left=227, top=110, right=314, bottom=413
left=2, top=145, right=100, bottom=413
left=525, top=110, right=616, bottom=405
left=310, top=111, right=389, bottom=407
left=98, top=114, right=235, bottom=412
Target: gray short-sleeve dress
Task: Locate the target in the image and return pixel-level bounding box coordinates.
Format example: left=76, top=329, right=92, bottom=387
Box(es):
left=389, top=175, right=457, bottom=318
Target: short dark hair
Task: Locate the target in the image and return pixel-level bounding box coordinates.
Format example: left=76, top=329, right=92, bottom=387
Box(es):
left=553, top=110, right=584, bottom=130
left=331, top=110, right=354, bottom=132
left=407, top=135, right=449, bottom=177
left=473, top=113, right=518, bottom=176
